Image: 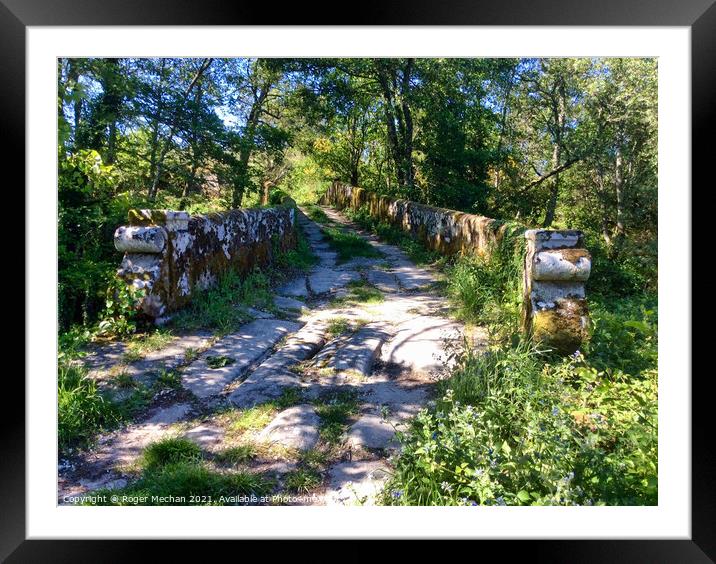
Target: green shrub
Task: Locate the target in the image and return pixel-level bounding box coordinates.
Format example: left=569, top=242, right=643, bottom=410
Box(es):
left=586, top=237, right=657, bottom=298
left=96, top=280, right=145, bottom=338
left=585, top=295, right=658, bottom=375
left=383, top=343, right=657, bottom=506
left=268, top=189, right=290, bottom=205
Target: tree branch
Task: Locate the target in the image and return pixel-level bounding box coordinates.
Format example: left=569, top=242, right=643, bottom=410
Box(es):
left=519, top=157, right=581, bottom=193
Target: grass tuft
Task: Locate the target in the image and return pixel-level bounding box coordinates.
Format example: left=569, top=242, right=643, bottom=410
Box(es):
left=214, top=444, right=257, bottom=465
left=58, top=362, right=123, bottom=451
left=322, top=226, right=383, bottom=263
left=142, top=437, right=203, bottom=469
left=88, top=461, right=273, bottom=505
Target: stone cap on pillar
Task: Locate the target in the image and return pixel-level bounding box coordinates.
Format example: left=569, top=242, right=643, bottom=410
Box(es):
left=114, top=225, right=167, bottom=253
left=525, top=229, right=584, bottom=250
left=127, top=209, right=190, bottom=231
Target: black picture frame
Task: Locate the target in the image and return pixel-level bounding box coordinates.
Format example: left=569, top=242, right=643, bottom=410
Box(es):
left=7, top=0, right=709, bottom=560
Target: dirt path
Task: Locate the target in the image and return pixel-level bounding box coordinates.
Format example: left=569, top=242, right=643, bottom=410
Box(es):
left=59, top=205, right=487, bottom=506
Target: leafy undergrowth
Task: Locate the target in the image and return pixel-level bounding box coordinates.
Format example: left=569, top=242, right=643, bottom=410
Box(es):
left=276, top=226, right=319, bottom=271
left=382, top=294, right=658, bottom=506
left=170, top=269, right=272, bottom=335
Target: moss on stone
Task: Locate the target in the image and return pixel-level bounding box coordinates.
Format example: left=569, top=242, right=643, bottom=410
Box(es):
left=554, top=248, right=591, bottom=264
left=532, top=298, right=589, bottom=355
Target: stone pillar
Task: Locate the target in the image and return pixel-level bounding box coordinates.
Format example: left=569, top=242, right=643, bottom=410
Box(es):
left=522, top=229, right=591, bottom=355
left=114, top=210, right=190, bottom=319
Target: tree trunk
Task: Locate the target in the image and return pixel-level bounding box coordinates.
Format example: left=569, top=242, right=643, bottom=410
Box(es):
left=183, top=82, right=204, bottom=198
left=374, top=59, right=415, bottom=195
left=67, top=59, right=83, bottom=149
left=400, top=59, right=415, bottom=194
left=260, top=180, right=271, bottom=205
left=542, top=81, right=566, bottom=228
left=102, top=58, right=122, bottom=165
left=148, top=58, right=212, bottom=201
left=543, top=142, right=561, bottom=228
left=595, top=166, right=613, bottom=247
left=613, top=145, right=626, bottom=256
left=232, top=81, right=271, bottom=209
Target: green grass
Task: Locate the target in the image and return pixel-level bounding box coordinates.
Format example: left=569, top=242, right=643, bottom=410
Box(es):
left=184, top=348, right=199, bottom=363
left=87, top=461, right=272, bottom=505
left=113, top=371, right=136, bottom=389
left=314, top=391, right=360, bottom=445
left=444, top=227, right=525, bottom=341
left=284, top=468, right=322, bottom=493
left=58, top=362, right=123, bottom=451
left=214, top=444, right=257, bottom=465
left=142, top=438, right=203, bottom=469
left=304, top=204, right=331, bottom=225
left=326, top=317, right=351, bottom=337
left=330, top=280, right=385, bottom=307
left=273, top=386, right=305, bottom=409
left=123, top=329, right=174, bottom=362
left=322, top=226, right=383, bottom=263
left=224, top=405, right=278, bottom=437
left=276, top=227, right=318, bottom=271
left=170, top=269, right=270, bottom=336
left=345, top=205, right=441, bottom=265
left=298, top=448, right=329, bottom=468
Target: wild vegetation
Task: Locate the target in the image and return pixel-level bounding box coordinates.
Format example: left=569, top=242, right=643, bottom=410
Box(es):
left=58, top=57, right=657, bottom=506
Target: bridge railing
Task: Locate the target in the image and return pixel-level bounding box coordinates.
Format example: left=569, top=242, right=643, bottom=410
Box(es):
left=113, top=198, right=297, bottom=323
left=322, top=180, right=590, bottom=354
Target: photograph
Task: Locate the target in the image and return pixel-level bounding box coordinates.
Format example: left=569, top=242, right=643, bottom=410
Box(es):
left=11, top=14, right=704, bottom=556
left=55, top=55, right=659, bottom=508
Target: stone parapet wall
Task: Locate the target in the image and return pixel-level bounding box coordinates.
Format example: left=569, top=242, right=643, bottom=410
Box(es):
left=322, top=181, right=591, bottom=354
left=321, top=181, right=511, bottom=256
left=114, top=199, right=297, bottom=320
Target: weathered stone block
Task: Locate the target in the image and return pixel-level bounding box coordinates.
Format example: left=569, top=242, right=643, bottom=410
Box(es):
left=525, top=228, right=584, bottom=250
left=532, top=298, right=589, bottom=355
left=533, top=248, right=591, bottom=282
left=114, top=225, right=167, bottom=254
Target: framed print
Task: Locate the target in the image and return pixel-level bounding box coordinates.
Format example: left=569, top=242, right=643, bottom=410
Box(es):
left=7, top=0, right=711, bottom=559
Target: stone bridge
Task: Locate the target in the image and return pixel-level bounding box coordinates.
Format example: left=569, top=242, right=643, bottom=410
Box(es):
left=58, top=184, right=591, bottom=506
